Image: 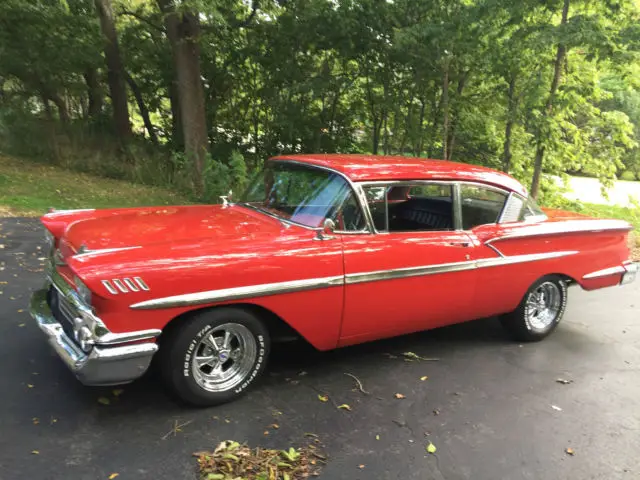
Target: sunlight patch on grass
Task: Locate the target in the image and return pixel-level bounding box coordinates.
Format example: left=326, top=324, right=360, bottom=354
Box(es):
left=0, top=154, right=192, bottom=216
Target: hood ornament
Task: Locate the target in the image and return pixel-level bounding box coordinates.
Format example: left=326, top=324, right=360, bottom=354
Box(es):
left=220, top=190, right=233, bottom=207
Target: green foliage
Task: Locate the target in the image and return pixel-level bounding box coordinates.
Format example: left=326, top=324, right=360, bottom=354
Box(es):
left=0, top=0, right=639, bottom=200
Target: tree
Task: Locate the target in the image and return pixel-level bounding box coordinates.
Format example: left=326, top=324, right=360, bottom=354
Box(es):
left=157, top=0, right=208, bottom=196
left=94, top=0, right=131, bottom=141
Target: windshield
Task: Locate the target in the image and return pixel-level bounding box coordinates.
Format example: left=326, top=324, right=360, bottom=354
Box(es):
left=241, top=161, right=366, bottom=230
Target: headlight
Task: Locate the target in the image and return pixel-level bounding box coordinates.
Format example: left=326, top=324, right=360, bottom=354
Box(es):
left=74, top=276, right=92, bottom=305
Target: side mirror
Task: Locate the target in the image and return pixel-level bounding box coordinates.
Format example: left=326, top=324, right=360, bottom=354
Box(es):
left=315, top=218, right=336, bottom=240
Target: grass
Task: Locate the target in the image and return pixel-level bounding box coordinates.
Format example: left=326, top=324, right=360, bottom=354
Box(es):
left=563, top=201, right=640, bottom=259
left=571, top=202, right=640, bottom=231
left=0, top=154, right=192, bottom=216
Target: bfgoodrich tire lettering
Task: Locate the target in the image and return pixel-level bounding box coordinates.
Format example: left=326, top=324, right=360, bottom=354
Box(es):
left=500, top=275, right=568, bottom=342
left=159, top=307, right=270, bottom=407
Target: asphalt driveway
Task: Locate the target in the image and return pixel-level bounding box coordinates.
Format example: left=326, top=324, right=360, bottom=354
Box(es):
left=1, top=217, right=639, bottom=480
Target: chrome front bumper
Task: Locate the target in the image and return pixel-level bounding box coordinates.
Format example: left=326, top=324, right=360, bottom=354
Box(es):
left=30, top=288, right=158, bottom=386
left=621, top=262, right=638, bottom=285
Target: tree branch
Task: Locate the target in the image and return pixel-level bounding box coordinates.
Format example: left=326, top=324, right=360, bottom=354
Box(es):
left=118, top=8, right=165, bottom=33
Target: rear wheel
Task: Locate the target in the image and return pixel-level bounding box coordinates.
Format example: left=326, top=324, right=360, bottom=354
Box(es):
left=500, top=275, right=568, bottom=342
left=159, top=307, right=270, bottom=406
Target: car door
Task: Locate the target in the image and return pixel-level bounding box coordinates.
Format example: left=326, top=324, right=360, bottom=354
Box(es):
left=337, top=182, right=478, bottom=347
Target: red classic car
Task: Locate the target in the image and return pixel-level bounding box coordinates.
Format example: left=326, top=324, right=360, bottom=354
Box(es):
left=30, top=154, right=637, bottom=406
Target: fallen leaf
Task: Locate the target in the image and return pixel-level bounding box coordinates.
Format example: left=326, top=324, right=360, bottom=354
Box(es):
left=263, top=431, right=269, bottom=436
left=108, top=474, right=120, bottom=480
left=338, top=404, right=352, bottom=411
left=298, top=371, right=308, bottom=376
left=32, top=417, right=39, bottom=425
left=565, top=447, right=575, bottom=456
left=426, top=442, right=437, bottom=454
left=270, top=423, right=280, bottom=429
left=17, top=309, right=24, bottom=313
left=272, top=411, right=283, bottom=416
left=358, top=464, right=365, bottom=469
left=50, top=418, right=58, bottom=424
left=112, top=389, right=124, bottom=397
left=318, top=395, right=329, bottom=402
left=556, top=378, right=573, bottom=385
left=375, top=435, right=380, bottom=440
left=31, top=450, right=39, bottom=455
left=98, top=397, right=111, bottom=405
left=18, top=323, right=25, bottom=327
left=420, top=376, right=428, bottom=381
left=433, top=409, right=440, bottom=416
left=551, top=405, right=562, bottom=411
left=394, top=393, right=406, bottom=399
left=27, top=384, right=34, bottom=388
left=224, top=419, right=231, bottom=424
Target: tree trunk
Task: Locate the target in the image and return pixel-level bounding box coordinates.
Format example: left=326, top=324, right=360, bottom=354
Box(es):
left=94, top=0, right=130, bottom=141
left=530, top=0, right=570, bottom=199
left=502, top=74, right=517, bottom=173
left=48, top=91, right=70, bottom=125
left=446, top=72, right=468, bottom=160
left=158, top=0, right=208, bottom=196
left=124, top=72, right=158, bottom=145
left=168, top=80, right=183, bottom=149
left=84, top=67, right=103, bottom=118
left=415, top=97, right=426, bottom=156
left=41, top=94, right=53, bottom=121
left=441, top=62, right=450, bottom=160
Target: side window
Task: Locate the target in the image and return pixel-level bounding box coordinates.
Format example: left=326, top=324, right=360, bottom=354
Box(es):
left=331, top=188, right=367, bottom=232
left=363, top=183, right=454, bottom=232
left=499, top=194, right=547, bottom=223
left=460, top=185, right=508, bottom=229
left=519, top=196, right=546, bottom=221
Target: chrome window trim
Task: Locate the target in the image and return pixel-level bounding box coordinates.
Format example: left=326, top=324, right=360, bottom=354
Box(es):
left=497, top=192, right=516, bottom=223
left=358, top=180, right=460, bottom=234
left=357, top=179, right=512, bottom=234
left=240, top=159, right=374, bottom=234
left=130, top=250, right=577, bottom=310
left=498, top=192, right=548, bottom=224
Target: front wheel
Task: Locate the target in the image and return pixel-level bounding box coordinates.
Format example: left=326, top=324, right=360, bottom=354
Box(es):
left=500, top=275, right=568, bottom=342
left=159, top=307, right=270, bottom=407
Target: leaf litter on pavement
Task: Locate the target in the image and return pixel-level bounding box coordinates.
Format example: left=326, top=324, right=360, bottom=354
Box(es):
left=195, top=440, right=324, bottom=480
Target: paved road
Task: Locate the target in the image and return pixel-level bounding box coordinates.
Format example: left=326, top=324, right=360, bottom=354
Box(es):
left=563, top=176, right=640, bottom=207
left=1, top=218, right=639, bottom=480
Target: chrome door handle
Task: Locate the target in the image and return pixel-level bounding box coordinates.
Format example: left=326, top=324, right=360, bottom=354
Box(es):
left=449, top=242, right=471, bottom=247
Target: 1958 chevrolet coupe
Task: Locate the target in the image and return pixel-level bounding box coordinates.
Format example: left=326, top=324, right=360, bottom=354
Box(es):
left=30, top=154, right=637, bottom=406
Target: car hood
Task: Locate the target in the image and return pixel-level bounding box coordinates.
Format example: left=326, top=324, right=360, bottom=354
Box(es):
left=63, top=204, right=284, bottom=252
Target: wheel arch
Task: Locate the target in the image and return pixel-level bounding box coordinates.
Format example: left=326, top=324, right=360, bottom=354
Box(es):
left=158, top=302, right=312, bottom=348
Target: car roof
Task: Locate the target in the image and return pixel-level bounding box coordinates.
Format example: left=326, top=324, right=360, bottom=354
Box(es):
left=271, top=154, right=527, bottom=196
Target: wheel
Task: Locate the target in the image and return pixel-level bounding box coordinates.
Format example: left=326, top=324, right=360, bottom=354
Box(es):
left=159, top=307, right=270, bottom=407
left=500, top=275, right=568, bottom=342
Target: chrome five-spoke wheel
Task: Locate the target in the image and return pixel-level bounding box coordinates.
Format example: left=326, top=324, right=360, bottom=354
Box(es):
left=524, top=281, right=561, bottom=331
left=192, top=323, right=257, bottom=392
left=500, top=275, right=567, bottom=342
left=159, top=307, right=270, bottom=406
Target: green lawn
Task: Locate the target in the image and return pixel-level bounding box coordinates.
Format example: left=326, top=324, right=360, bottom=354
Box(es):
left=571, top=202, right=640, bottom=231
left=0, top=154, right=191, bottom=216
